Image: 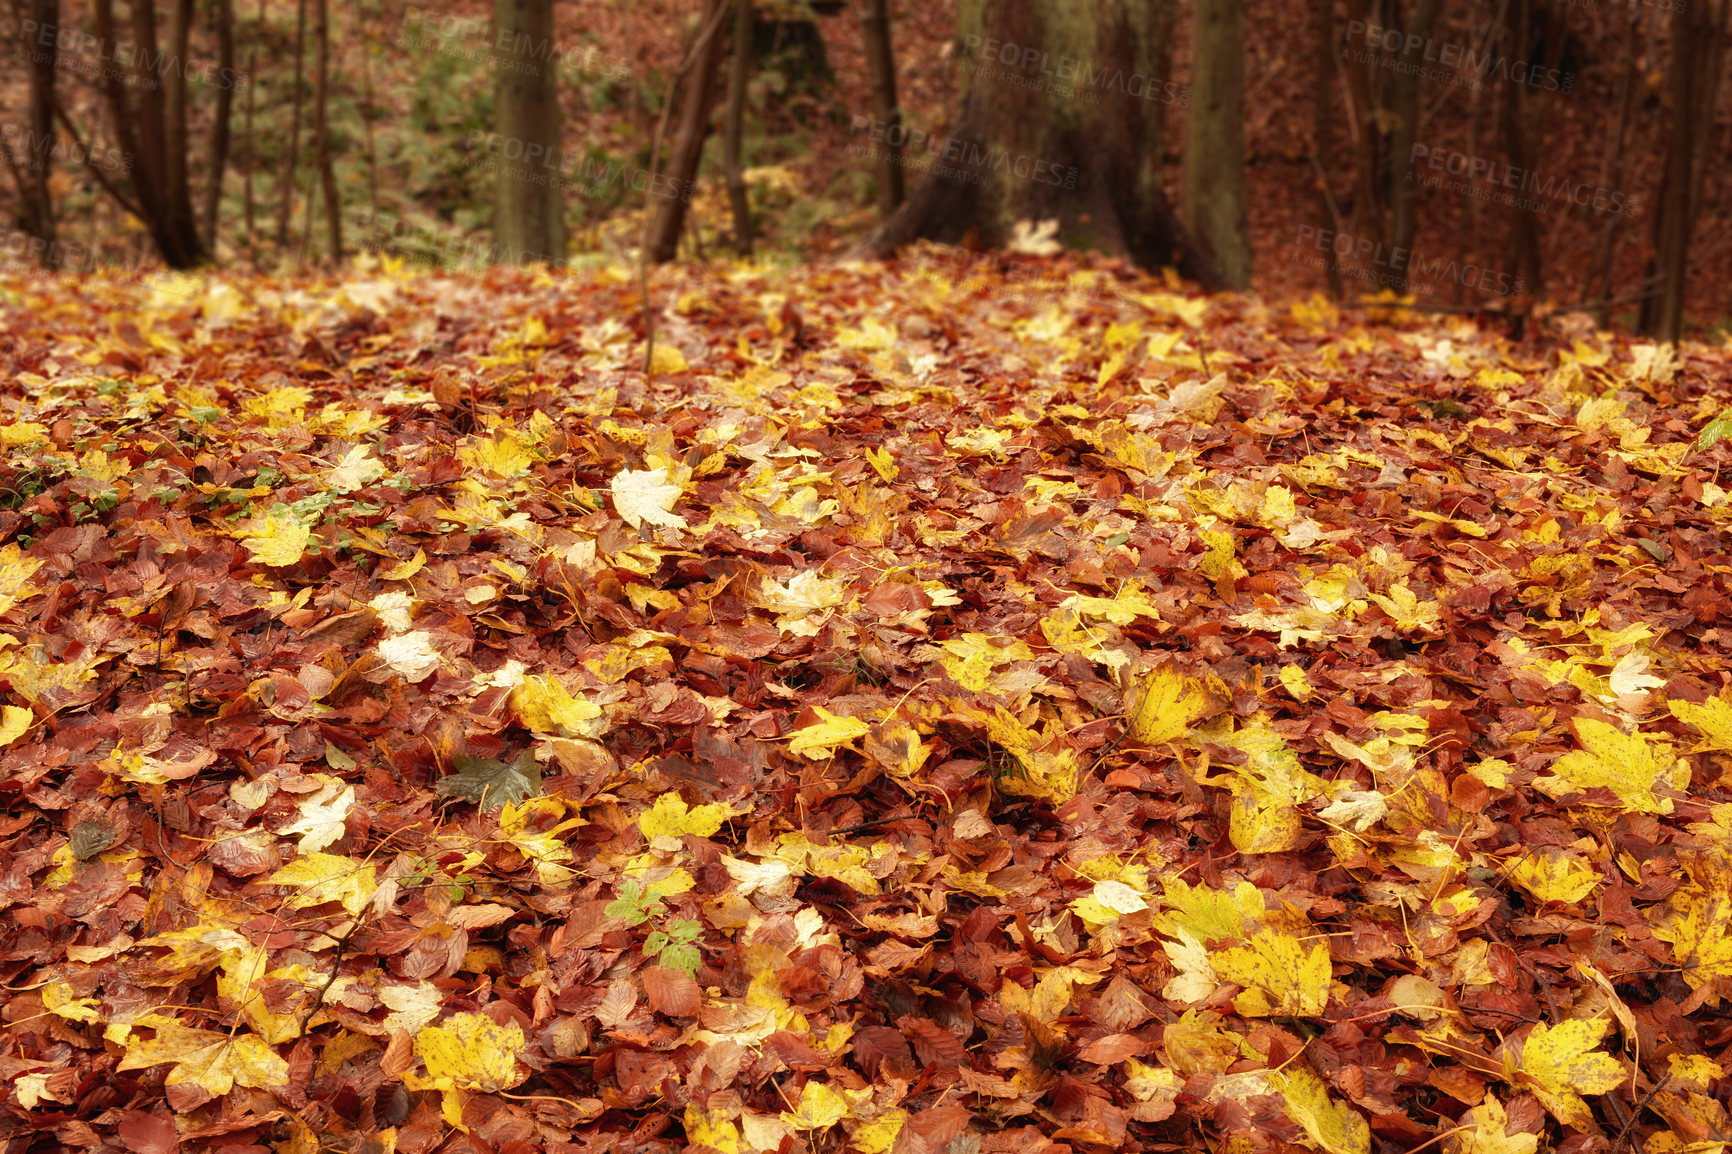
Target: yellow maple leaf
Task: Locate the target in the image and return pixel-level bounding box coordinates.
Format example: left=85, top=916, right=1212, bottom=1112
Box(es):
left=510, top=673, right=601, bottom=736
left=0, top=704, right=32, bottom=747
left=1669, top=693, right=1732, bottom=753
left=266, top=852, right=378, bottom=915
left=117, top=1021, right=289, bottom=1095
left=865, top=447, right=898, bottom=482
left=638, top=792, right=730, bottom=841
left=404, top=1010, right=526, bottom=1131
left=683, top=1104, right=743, bottom=1153
left=780, top=1080, right=850, bottom=1131
left=983, top=706, right=1081, bottom=803
left=239, top=514, right=313, bottom=567
left=1535, top=718, right=1689, bottom=814
left=787, top=707, right=871, bottom=759
left=0, top=544, right=43, bottom=615
left=1000, top=966, right=1100, bottom=1022
left=937, top=632, right=1036, bottom=692
left=458, top=433, right=536, bottom=478
left=411, top=1011, right=525, bottom=1091
left=1654, top=856, right=1732, bottom=1007
left=1128, top=666, right=1209, bottom=745
left=1445, top=1096, right=1538, bottom=1154
left=1518, top=1018, right=1624, bottom=1128
left=851, top=1109, right=908, bottom=1154
left=1213, top=929, right=1332, bottom=1017
left=1506, top=846, right=1600, bottom=904
left=1367, top=583, right=1442, bottom=633
left=1275, top=1067, right=1368, bottom=1154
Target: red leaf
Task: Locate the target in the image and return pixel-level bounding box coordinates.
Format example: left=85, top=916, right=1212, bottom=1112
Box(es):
left=1077, top=1032, right=1145, bottom=1065
left=119, top=1111, right=179, bottom=1154
left=899, top=1016, right=966, bottom=1069
left=642, top=965, right=701, bottom=1017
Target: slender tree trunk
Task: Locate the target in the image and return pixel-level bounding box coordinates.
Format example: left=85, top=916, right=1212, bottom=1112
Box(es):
left=203, top=0, right=236, bottom=251
left=861, top=0, right=904, bottom=215
left=162, top=0, right=201, bottom=260
left=1386, top=0, right=1440, bottom=293
left=277, top=0, right=307, bottom=252
left=1593, top=3, right=1641, bottom=323
left=857, top=0, right=1219, bottom=288
left=1640, top=0, right=1721, bottom=340
left=17, top=0, right=60, bottom=264
left=649, top=0, right=729, bottom=263
left=359, top=0, right=379, bottom=221
left=1312, top=0, right=1341, bottom=298
left=724, top=0, right=754, bottom=255
left=1184, top=0, right=1250, bottom=288
left=312, top=0, right=340, bottom=261
left=84, top=0, right=203, bottom=266
left=493, top=0, right=565, bottom=265
left=243, top=0, right=262, bottom=251
left=1341, top=0, right=1387, bottom=259
left=1499, top=0, right=1544, bottom=297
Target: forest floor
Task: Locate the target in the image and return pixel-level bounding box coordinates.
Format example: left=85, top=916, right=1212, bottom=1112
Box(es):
left=3, top=254, right=1732, bottom=1154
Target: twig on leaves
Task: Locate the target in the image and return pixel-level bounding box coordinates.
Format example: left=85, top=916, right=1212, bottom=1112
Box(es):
left=1611, top=1071, right=1672, bottom=1154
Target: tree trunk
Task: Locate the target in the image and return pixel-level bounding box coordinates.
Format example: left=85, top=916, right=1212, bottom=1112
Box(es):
left=243, top=0, right=261, bottom=251
left=277, top=0, right=307, bottom=252
left=89, top=0, right=205, bottom=266
left=724, top=0, right=754, bottom=256
left=1311, top=0, right=1341, bottom=299
left=1641, top=0, right=1726, bottom=340
left=203, top=0, right=236, bottom=251
left=162, top=0, right=201, bottom=261
left=649, top=0, right=729, bottom=263
left=1498, top=0, right=1544, bottom=298
left=1184, top=0, right=1249, bottom=288
left=856, top=0, right=1220, bottom=289
left=861, top=0, right=904, bottom=216
left=493, top=0, right=565, bottom=266
left=1386, top=0, right=1440, bottom=293
left=312, top=0, right=340, bottom=262
left=17, top=0, right=60, bottom=265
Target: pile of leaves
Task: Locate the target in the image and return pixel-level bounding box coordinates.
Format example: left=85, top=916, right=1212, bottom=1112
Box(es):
left=1, top=253, right=1732, bottom=1154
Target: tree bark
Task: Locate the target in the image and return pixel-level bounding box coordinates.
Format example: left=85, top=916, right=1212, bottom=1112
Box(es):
left=312, top=0, right=340, bottom=262
left=1641, top=0, right=1726, bottom=340
left=1184, top=0, right=1250, bottom=288
left=17, top=0, right=60, bottom=265
left=649, top=0, right=729, bottom=263
left=861, top=0, right=904, bottom=216
left=1312, top=0, right=1341, bottom=299
left=724, top=0, right=754, bottom=256
left=88, top=0, right=205, bottom=266
left=243, top=0, right=262, bottom=252
left=1386, top=0, right=1440, bottom=293
left=202, top=0, right=236, bottom=251
left=277, top=0, right=307, bottom=252
left=855, top=0, right=1220, bottom=289
left=493, top=0, right=565, bottom=265
left=1498, top=0, right=1544, bottom=298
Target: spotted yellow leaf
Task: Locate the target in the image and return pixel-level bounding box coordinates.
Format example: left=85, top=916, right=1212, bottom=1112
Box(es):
left=1535, top=718, right=1689, bottom=814
left=1128, top=666, right=1209, bottom=745
left=1519, top=1017, right=1624, bottom=1128
left=1274, top=1066, right=1368, bottom=1154
left=240, top=513, right=313, bottom=567
left=787, top=707, right=871, bottom=759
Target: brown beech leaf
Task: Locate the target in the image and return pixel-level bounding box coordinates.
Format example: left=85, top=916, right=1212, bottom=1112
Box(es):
left=642, top=966, right=700, bottom=1017
left=899, top=1016, right=966, bottom=1069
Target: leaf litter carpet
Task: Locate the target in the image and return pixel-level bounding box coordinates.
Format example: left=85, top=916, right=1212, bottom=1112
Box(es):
left=2, top=254, right=1732, bottom=1154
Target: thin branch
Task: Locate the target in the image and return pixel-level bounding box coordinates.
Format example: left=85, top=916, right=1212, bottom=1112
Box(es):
left=51, top=99, right=146, bottom=219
